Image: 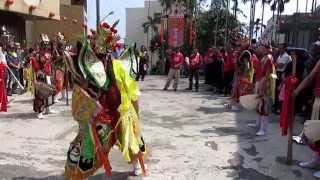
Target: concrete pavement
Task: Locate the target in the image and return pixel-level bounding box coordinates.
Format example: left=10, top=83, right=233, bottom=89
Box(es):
left=0, top=76, right=317, bottom=180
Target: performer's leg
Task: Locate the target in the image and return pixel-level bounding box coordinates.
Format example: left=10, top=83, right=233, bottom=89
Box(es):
left=195, top=70, right=199, bottom=92
left=248, top=115, right=261, bottom=128
left=186, top=70, right=193, bottom=90
left=164, top=69, right=174, bottom=90
left=141, top=69, right=146, bottom=81
left=299, top=144, right=320, bottom=169
left=173, top=69, right=180, bottom=91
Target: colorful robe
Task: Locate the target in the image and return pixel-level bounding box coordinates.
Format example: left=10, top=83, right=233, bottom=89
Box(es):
left=0, top=63, right=8, bottom=112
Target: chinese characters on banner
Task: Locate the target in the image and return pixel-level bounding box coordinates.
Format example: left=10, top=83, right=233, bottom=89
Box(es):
left=168, top=16, right=185, bottom=48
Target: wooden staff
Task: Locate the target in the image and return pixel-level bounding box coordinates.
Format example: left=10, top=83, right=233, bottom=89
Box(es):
left=287, top=53, right=297, bottom=165
left=65, top=64, right=69, bottom=106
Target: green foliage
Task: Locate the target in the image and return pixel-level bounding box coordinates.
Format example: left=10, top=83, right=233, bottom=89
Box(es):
left=142, top=16, right=159, bottom=34
left=195, top=8, right=243, bottom=52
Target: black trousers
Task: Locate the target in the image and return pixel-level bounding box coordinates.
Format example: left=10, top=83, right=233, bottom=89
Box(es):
left=136, top=64, right=147, bottom=81
left=211, top=60, right=224, bottom=91
left=188, top=69, right=199, bottom=90
left=224, top=70, right=234, bottom=94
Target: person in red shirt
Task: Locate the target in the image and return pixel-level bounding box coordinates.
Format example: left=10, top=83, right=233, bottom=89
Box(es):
left=250, top=49, right=263, bottom=93
left=186, top=48, right=202, bottom=92
left=163, top=49, right=184, bottom=91
left=223, top=47, right=236, bottom=94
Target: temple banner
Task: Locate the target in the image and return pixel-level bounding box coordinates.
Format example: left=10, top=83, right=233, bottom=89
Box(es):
left=168, top=16, right=185, bottom=48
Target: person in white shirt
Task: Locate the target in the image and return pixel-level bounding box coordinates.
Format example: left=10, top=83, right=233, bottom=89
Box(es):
left=276, top=44, right=292, bottom=74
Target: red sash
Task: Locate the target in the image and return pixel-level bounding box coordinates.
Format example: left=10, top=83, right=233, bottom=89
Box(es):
left=280, top=75, right=298, bottom=136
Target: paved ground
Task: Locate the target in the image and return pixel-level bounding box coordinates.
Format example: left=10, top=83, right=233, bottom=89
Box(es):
left=0, top=76, right=318, bottom=180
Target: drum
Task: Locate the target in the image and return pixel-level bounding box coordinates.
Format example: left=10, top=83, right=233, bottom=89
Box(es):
left=34, top=81, right=56, bottom=99
left=304, top=120, right=320, bottom=144
left=240, top=94, right=258, bottom=110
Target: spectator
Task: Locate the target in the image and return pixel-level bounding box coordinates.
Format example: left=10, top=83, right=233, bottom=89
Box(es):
left=274, top=44, right=292, bottom=113
left=203, top=48, right=215, bottom=85
left=136, top=45, right=149, bottom=81
left=185, top=48, right=202, bottom=92
left=6, top=45, right=21, bottom=96
left=15, top=43, right=25, bottom=88
left=210, top=48, right=224, bottom=93
left=163, top=48, right=184, bottom=91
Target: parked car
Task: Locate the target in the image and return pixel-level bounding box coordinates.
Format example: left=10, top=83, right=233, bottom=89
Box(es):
left=286, top=47, right=313, bottom=117
left=286, top=47, right=312, bottom=80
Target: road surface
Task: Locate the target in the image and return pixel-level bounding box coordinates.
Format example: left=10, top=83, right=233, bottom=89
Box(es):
left=0, top=76, right=316, bottom=180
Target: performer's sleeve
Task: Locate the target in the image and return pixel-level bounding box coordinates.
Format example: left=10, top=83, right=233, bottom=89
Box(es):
left=124, top=68, right=139, bottom=101
left=115, top=60, right=140, bottom=101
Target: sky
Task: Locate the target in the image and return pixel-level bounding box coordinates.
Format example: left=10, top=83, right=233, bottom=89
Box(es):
left=87, top=0, right=320, bottom=39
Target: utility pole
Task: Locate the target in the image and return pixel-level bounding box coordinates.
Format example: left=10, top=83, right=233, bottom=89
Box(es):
left=96, top=0, right=100, bottom=32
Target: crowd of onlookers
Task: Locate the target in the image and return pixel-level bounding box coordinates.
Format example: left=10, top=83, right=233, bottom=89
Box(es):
left=162, top=41, right=318, bottom=118
left=0, top=42, right=30, bottom=96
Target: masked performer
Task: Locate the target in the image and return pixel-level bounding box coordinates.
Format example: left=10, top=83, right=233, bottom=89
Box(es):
left=32, top=45, right=56, bottom=119
left=64, top=27, right=147, bottom=179
left=254, top=44, right=276, bottom=136
left=0, top=45, right=8, bottom=112
left=53, top=32, right=67, bottom=102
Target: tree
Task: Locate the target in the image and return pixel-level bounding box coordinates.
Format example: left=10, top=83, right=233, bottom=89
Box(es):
left=195, top=8, right=243, bottom=51
left=231, top=0, right=247, bottom=19
left=269, top=0, right=290, bottom=43
left=261, top=0, right=272, bottom=35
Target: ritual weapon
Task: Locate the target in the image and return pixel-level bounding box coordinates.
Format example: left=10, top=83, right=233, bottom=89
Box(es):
left=287, top=52, right=297, bottom=165
left=6, top=66, right=25, bottom=90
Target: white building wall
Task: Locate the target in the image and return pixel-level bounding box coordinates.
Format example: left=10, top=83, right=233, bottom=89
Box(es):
left=125, top=0, right=163, bottom=68
left=125, top=7, right=145, bottom=47
left=125, top=0, right=162, bottom=47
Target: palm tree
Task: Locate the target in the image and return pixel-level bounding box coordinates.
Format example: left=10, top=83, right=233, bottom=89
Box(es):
left=269, top=0, right=290, bottom=43
left=261, top=0, right=272, bottom=36
left=242, top=0, right=258, bottom=40
left=159, top=0, right=173, bottom=10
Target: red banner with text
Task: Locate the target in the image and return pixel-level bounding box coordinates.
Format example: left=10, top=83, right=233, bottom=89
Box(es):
left=168, top=16, right=185, bottom=48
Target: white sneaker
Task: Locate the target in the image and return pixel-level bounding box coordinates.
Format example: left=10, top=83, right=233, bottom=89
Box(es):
left=37, top=113, right=44, bottom=119
left=133, top=162, right=148, bottom=176
left=299, top=158, right=320, bottom=169
left=46, top=109, right=58, bottom=114
left=313, top=171, right=320, bottom=178
left=256, top=130, right=266, bottom=136
left=248, top=123, right=258, bottom=128
left=231, top=105, right=240, bottom=111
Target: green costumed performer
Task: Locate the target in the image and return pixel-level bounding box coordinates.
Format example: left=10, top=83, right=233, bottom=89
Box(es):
left=64, top=20, right=148, bottom=179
